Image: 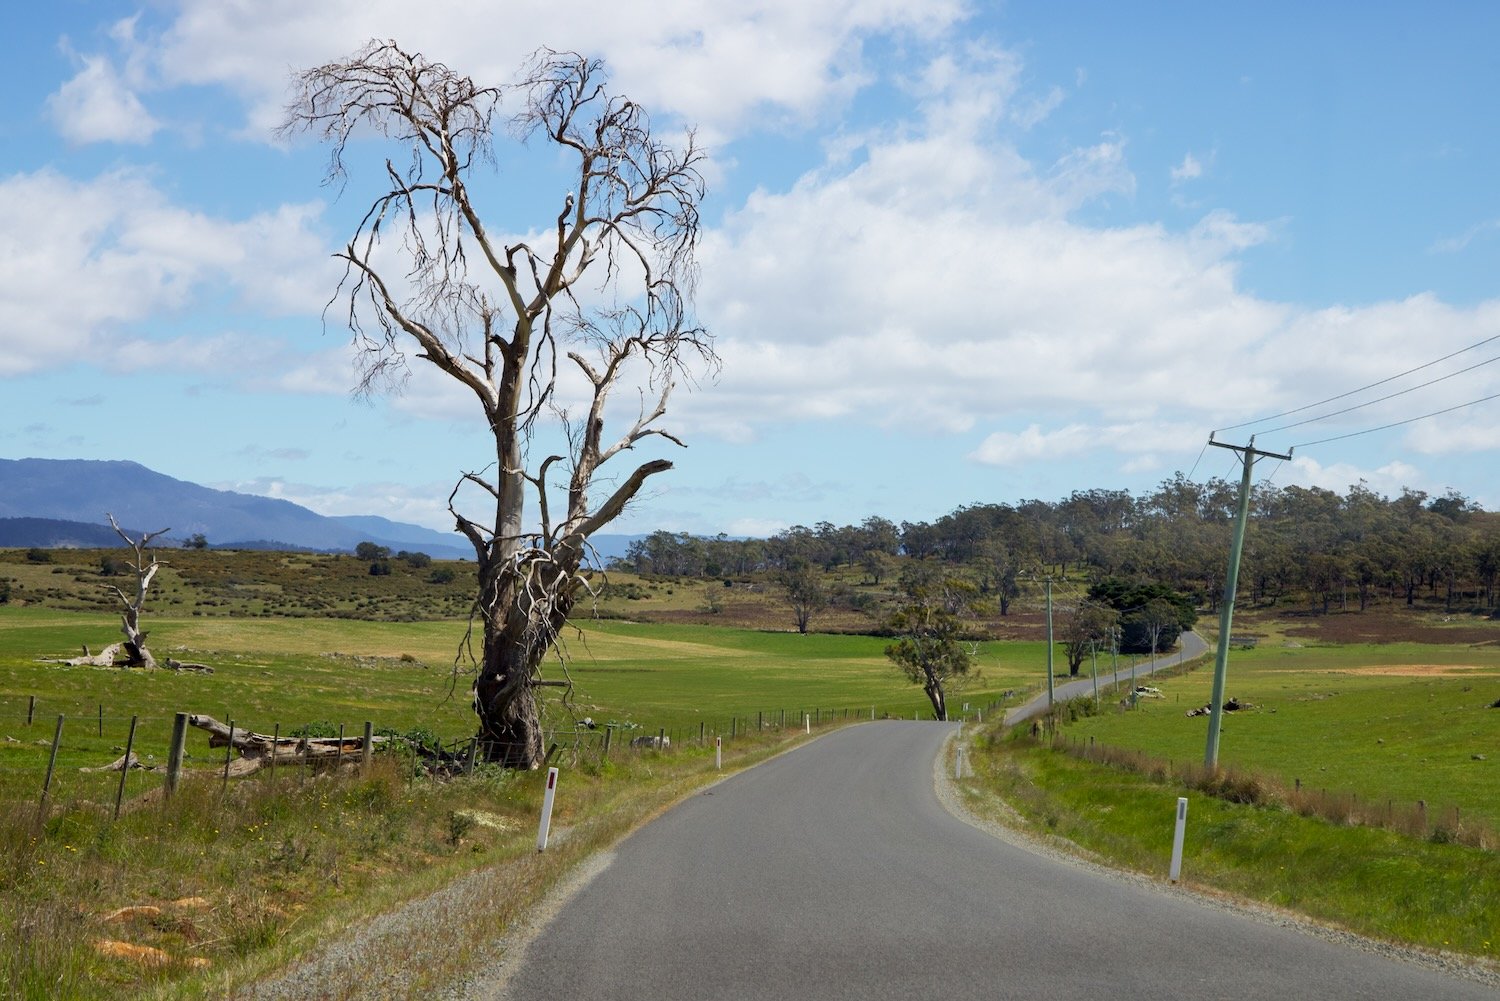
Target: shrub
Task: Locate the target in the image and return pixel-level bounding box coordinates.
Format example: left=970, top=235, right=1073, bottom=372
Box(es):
left=25, top=548, right=51, bottom=564
left=401, top=551, right=432, bottom=568
left=368, top=560, right=392, bottom=576
left=428, top=567, right=457, bottom=584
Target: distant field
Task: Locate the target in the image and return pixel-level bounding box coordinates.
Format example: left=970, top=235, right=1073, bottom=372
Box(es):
left=0, top=607, right=1040, bottom=804
left=1064, top=639, right=1500, bottom=829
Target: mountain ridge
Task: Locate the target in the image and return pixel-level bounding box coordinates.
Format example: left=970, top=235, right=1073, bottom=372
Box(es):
left=0, top=458, right=643, bottom=562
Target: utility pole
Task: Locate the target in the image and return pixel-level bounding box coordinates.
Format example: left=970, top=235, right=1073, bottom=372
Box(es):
left=1204, top=435, right=1292, bottom=769
left=1089, top=639, right=1099, bottom=707
left=1045, top=577, right=1055, bottom=709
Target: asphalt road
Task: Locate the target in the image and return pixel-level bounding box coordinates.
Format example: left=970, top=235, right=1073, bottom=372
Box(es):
left=1004, top=629, right=1211, bottom=725
left=492, top=720, right=1492, bottom=1000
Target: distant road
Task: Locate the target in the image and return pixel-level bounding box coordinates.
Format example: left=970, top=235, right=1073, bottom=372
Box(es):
left=489, top=719, right=1491, bottom=1000
left=1003, top=628, right=1210, bottom=725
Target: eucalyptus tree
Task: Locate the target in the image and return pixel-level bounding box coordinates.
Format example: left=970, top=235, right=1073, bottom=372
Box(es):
left=282, top=42, right=713, bottom=767
left=884, top=569, right=975, bottom=721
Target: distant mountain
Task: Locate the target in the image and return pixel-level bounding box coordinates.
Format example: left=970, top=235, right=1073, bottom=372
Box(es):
left=0, top=459, right=648, bottom=562
left=0, top=517, right=133, bottom=549
left=0, top=458, right=467, bottom=558
left=329, top=514, right=468, bottom=558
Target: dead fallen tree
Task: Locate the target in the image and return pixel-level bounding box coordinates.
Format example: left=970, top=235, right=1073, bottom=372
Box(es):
left=164, top=658, right=214, bottom=674
left=80, top=751, right=142, bottom=773
left=44, top=645, right=215, bottom=673
left=187, top=715, right=393, bottom=776
left=54, top=643, right=125, bottom=667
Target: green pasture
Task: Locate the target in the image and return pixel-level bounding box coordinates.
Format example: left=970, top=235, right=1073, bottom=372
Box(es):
left=0, top=608, right=1039, bottom=803
left=560, top=620, right=1042, bottom=725
left=1063, top=640, right=1500, bottom=829
left=966, top=736, right=1500, bottom=958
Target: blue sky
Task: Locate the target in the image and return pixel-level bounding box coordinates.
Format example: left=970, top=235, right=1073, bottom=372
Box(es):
left=4, top=2, right=1500, bottom=540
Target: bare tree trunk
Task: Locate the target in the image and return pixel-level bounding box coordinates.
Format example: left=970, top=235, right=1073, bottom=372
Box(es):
left=925, top=676, right=948, bottom=721
left=473, top=642, right=546, bottom=769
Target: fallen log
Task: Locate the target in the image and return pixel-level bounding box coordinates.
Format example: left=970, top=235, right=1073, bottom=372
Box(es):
left=58, top=643, right=125, bottom=667
left=80, top=751, right=141, bottom=773
left=186, top=715, right=391, bottom=776
left=164, top=658, right=214, bottom=674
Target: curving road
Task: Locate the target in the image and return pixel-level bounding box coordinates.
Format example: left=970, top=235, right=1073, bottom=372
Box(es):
left=490, top=720, right=1491, bottom=1000
left=1004, top=629, right=1211, bottom=724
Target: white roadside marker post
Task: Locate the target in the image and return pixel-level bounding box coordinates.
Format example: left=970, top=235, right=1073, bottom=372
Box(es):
left=804, top=713, right=810, bottom=734
left=715, top=735, right=722, bottom=770
left=955, top=746, right=965, bottom=779
left=1169, top=797, right=1188, bottom=883
left=536, top=767, right=559, bottom=852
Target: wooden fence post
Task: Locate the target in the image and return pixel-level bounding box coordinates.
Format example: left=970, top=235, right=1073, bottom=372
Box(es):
left=39, top=714, right=65, bottom=819
left=165, top=712, right=188, bottom=799
left=270, top=724, right=279, bottom=783
left=27, top=695, right=36, bottom=726
left=362, top=722, right=374, bottom=772
left=114, top=715, right=138, bottom=820
left=336, top=724, right=345, bottom=770
left=223, top=720, right=236, bottom=790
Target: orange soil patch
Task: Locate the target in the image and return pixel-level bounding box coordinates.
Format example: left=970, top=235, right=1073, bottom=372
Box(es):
left=1320, top=664, right=1498, bottom=677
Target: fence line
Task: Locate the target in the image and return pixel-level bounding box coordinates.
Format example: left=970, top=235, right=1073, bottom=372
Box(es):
left=3, top=693, right=1011, bottom=823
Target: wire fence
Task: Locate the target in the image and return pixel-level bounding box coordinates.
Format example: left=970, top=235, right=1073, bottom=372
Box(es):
left=1, top=694, right=1012, bottom=821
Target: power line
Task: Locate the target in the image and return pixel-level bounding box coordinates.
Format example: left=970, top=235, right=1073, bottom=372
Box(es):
left=1292, top=389, right=1500, bottom=449
left=1214, top=330, right=1500, bottom=434
left=1258, top=352, right=1500, bottom=436
left=1184, top=437, right=1211, bottom=481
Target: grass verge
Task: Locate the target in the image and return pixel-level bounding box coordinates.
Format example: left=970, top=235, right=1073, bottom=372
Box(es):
left=1, top=718, right=848, bottom=999
left=958, top=725, right=1500, bottom=964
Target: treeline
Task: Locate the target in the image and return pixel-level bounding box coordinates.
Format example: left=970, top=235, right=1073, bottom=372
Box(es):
left=618, top=476, right=1500, bottom=614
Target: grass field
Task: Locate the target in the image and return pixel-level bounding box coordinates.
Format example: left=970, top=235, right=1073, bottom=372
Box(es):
left=1056, top=638, right=1500, bottom=829
left=0, top=607, right=1041, bottom=804
left=959, top=731, right=1500, bottom=961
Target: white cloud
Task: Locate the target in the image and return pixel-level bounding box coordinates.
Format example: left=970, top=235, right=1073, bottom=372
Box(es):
left=969, top=423, right=1093, bottom=464
left=0, top=169, right=334, bottom=376
left=46, top=55, right=160, bottom=144
left=1170, top=152, right=1203, bottom=183
left=1429, top=219, right=1500, bottom=255
left=1280, top=455, right=1422, bottom=498
left=219, top=475, right=458, bottom=531
left=967, top=419, right=1208, bottom=468
left=134, top=0, right=968, bottom=142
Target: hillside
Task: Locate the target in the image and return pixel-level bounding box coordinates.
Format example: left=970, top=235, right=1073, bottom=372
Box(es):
left=0, top=458, right=465, bottom=558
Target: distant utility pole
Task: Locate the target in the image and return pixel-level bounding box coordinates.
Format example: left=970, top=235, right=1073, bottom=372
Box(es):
left=1204, top=435, right=1292, bottom=770
left=1045, top=577, right=1055, bottom=709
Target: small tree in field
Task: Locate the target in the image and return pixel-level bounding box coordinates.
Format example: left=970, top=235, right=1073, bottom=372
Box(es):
left=884, top=571, right=974, bottom=721
left=1061, top=602, right=1119, bottom=677
left=282, top=42, right=712, bottom=768
left=779, top=561, right=826, bottom=634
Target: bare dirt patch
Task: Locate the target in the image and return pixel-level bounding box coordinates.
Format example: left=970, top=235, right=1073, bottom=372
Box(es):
left=1322, top=664, right=1499, bottom=678
left=1253, top=607, right=1500, bottom=646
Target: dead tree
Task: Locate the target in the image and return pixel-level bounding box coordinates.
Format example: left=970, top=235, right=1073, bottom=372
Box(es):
left=106, top=514, right=169, bottom=668
left=281, top=42, right=713, bottom=768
